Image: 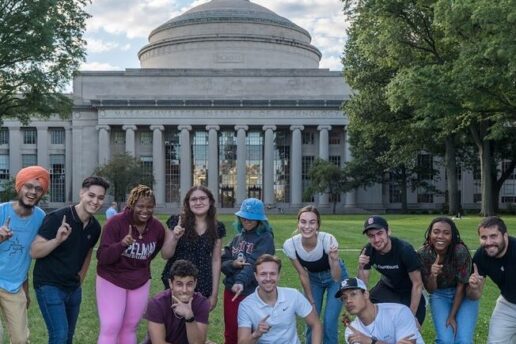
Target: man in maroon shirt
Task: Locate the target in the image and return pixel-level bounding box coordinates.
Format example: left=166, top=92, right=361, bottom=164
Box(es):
left=144, top=260, right=210, bottom=344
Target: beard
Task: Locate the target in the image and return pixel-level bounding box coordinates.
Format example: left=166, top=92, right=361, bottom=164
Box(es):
left=484, top=240, right=506, bottom=258
left=18, top=198, right=37, bottom=209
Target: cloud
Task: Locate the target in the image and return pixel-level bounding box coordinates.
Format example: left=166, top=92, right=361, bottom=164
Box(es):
left=86, top=38, right=131, bottom=53
left=80, top=61, right=124, bottom=71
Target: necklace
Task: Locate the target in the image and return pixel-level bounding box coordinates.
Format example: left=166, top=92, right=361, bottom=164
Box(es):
left=364, top=304, right=378, bottom=337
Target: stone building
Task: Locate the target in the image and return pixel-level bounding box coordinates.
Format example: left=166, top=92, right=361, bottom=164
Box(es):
left=1, top=0, right=514, bottom=212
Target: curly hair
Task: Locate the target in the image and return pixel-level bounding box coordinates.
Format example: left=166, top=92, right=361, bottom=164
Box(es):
left=423, top=217, right=469, bottom=265
left=126, top=185, right=155, bottom=209
left=168, top=259, right=199, bottom=281
left=180, top=186, right=218, bottom=245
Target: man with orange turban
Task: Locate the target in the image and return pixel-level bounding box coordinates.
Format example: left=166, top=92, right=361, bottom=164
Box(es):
left=0, top=165, right=50, bottom=343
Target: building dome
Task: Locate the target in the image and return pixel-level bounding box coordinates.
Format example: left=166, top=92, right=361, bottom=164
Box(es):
left=138, top=0, right=322, bottom=69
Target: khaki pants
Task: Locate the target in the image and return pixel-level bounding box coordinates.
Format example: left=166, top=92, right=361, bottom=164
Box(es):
left=0, top=287, right=29, bottom=344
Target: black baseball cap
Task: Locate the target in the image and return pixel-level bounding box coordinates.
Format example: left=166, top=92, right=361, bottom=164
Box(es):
left=335, top=277, right=367, bottom=298
left=363, top=215, right=389, bottom=234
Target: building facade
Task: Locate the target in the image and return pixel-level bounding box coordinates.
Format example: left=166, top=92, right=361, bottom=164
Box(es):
left=1, top=0, right=514, bottom=212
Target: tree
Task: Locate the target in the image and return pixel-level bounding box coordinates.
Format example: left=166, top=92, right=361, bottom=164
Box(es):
left=0, top=0, right=90, bottom=123
left=95, top=153, right=155, bottom=203
left=0, top=178, right=16, bottom=202
left=304, top=159, right=352, bottom=214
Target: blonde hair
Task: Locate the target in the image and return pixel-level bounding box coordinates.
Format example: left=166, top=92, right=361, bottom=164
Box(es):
left=126, top=185, right=155, bottom=208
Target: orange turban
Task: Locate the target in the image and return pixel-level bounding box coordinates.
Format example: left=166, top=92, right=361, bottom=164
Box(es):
left=15, top=166, right=50, bottom=194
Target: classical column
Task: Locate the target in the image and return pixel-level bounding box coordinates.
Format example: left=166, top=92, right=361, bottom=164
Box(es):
left=65, top=127, right=73, bottom=202
left=8, top=127, right=21, bottom=178
left=36, top=127, right=49, bottom=168
left=178, top=125, right=192, bottom=202
left=122, top=125, right=137, bottom=157
left=290, top=125, right=304, bottom=207
left=318, top=125, right=331, bottom=207
left=96, top=125, right=111, bottom=165
left=344, top=128, right=357, bottom=207
left=263, top=125, right=276, bottom=206
left=235, top=125, right=248, bottom=206
left=206, top=125, right=220, bottom=203
left=150, top=125, right=165, bottom=205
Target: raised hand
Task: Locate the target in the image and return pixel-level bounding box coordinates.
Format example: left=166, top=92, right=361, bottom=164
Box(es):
left=358, top=247, right=370, bottom=269
left=121, top=225, right=135, bottom=247
left=56, top=215, right=72, bottom=243
left=346, top=324, right=371, bottom=344
left=329, top=236, right=339, bottom=261
left=0, top=216, right=13, bottom=242
left=231, top=283, right=244, bottom=301
left=171, top=294, right=194, bottom=319
left=172, top=215, right=185, bottom=240
left=468, top=263, right=484, bottom=289
left=431, top=254, right=443, bottom=277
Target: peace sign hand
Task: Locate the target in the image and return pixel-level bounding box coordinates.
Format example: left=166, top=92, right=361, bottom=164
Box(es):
left=0, top=216, right=13, bottom=242
left=56, top=215, right=72, bottom=243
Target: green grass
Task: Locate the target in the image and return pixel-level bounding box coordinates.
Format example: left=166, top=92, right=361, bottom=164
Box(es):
left=4, top=214, right=510, bottom=343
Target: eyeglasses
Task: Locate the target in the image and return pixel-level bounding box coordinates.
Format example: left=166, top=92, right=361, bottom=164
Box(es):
left=189, top=196, right=209, bottom=203
left=24, top=183, right=44, bottom=194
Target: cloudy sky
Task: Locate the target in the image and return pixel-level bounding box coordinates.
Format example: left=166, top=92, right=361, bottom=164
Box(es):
left=83, top=0, right=348, bottom=71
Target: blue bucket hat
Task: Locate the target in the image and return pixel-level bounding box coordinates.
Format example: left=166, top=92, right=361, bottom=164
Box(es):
left=235, top=198, right=268, bottom=221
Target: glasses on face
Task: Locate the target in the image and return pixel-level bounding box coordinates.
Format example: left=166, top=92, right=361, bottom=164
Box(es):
left=189, top=196, right=209, bottom=203
left=24, top=183, right=44, bottom=194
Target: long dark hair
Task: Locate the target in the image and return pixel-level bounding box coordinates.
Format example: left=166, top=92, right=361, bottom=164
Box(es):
left=180, top=186, right=218, bottom=245
left=423, top=217, right=469, bottom=264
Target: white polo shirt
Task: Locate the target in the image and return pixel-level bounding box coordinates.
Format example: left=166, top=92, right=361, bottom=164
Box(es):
left=238, top=286, right=312, bottom=344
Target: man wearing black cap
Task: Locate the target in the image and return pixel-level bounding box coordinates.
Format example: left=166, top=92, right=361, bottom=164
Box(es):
left=336, top=277, right=424, bottom=344
left=357, top=216, right=425, bottom=326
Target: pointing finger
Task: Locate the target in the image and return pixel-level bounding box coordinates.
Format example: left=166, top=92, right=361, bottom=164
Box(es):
left=434, top=254, right=441, bottom=264
left=171, top=294, right=181, bottom=304
left=361, top=247, right=367, bottom=256
left=4, top=216, right=10, bottom=229
left=261, top=314, right=270, bottom=322
left=232, top=289, right=242, bottom=302
left=473, top=263, right=479, bottom=275
left=177, top=215, right=182, bottom=227
left=128, top=225, right=132, bottom=237
left=347, top=323, right=358, bottom=333
left=62, top=215, right=67, bottom=225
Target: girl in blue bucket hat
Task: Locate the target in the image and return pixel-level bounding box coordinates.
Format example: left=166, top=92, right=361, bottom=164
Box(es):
left=221, top=198, right=275, bottom=344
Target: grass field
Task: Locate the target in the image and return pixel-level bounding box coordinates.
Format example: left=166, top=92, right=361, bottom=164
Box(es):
left=4, top=214, right=510, bottom=343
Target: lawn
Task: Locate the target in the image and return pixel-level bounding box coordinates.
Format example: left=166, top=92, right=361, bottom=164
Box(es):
left=6, top=214, right=510, bottom=343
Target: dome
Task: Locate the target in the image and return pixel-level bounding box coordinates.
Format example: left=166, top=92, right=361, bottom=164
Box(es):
left=138, top=0, right=322, bottom=69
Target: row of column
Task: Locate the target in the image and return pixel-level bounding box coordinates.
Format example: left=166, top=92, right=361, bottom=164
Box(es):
left=97, top=124, right=350, bottom=207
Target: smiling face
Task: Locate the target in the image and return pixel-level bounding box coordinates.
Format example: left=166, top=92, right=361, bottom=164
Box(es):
left=188, top=190, right=210, bottom=217
left=240, top=217, right=258, bottom=231
left=479, top=225, right=508, bottom=258
left=430, top=221, right=453, bottom=254
left=132, top=196, right=155, bottom=225
left=18, top=178, right=44, bottom=208
left=298, top=211, right=319, bottom=239
left=78, top=185, right=106, bottom=216
left=365, top=228, right=391, bottom=254
left=255, top=261, right=280, bottom=294
left=169, top=275, right=197, bottom=303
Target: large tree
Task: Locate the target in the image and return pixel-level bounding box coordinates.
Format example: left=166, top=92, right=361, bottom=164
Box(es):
left=0, top=0, right=90, bottom=123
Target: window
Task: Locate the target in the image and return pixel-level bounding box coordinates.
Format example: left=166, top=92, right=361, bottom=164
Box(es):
left=246, top=131, right=263, bottom=198
left=49, top=155, right=65, bottom=202
left=302, top=156, right=314, bottom=202
left=219, top=130, right=237, bottom=208
left=192, top=131, right=208, bottom=186
left=0, top=155, right=9, bottom=179
left=329, top=130, right=341, bottom=145
left=22, top=154, right=37, bottom=167
left=502, top=196, right=516, bottom=203
left=417, top=193, right=434, bottom=203
left=0, top=128, right=8, bottom=144
left=417, top=153, right=433, bottom=181
left=165, top=129, right=180, bottom=202
left=302, top=131, right=314, bottom=145
left=329, top=156, right=341, bottom=167
left=140, top=156, right=153, bottom=179
left=502, top=161, right=516, bottom=180
left=22, top=127, right=37, bottom=144
left=113, top=130, right=125, bottom=145
left=273, top=129, right=290, bottom=203
left=389, top=173, right=401, bottom=203
left=50, top=128, right=65, bottom=144
left=140, top=131, right=152, bottom=145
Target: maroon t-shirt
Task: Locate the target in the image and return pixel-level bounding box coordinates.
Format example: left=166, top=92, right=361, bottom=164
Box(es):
left=143, top=291, right=210, bottom=344
left=96, top=208, right=165, bottom=289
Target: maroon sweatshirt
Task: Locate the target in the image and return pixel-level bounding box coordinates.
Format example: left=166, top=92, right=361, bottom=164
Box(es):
left=96, top=208, right=165, bottom=289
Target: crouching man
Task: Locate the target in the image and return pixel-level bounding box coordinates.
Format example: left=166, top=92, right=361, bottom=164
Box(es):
left=237, top=254, right=322, bottom=344
left=143, top=259, right=209, bottom=344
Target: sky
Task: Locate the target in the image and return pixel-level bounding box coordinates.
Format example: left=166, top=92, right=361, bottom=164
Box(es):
left=82, top=0, right=349, bottom=72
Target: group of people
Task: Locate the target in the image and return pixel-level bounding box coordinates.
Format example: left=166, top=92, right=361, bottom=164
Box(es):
left=0, top=165, right=515, bottom=344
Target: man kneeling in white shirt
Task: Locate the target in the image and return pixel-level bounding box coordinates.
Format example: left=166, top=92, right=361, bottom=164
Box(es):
left=336, top=278, right=424, bottom=344
left=237, top=254, right=322, bottom=344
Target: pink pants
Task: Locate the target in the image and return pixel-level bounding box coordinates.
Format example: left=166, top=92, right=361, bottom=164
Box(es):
left=96, top=275, right=150, bottom=344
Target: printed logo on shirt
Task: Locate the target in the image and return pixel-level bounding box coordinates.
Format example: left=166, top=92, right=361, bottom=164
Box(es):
left=232, top=240, right=255, bottom=256
left=374, top=264, right=400, bottom=270
left=0, top=237, right=24, bottom=256
left=123, top=242, right=157, bottom=260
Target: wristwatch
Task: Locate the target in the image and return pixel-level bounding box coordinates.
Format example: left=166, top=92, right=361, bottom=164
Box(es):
left=371, top=336, right=378, bottom=344
left=184, top=315, right=195, bottom=323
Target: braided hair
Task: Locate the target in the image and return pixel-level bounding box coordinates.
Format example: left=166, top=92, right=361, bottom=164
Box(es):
left=126, top=185, right=156, bottom=209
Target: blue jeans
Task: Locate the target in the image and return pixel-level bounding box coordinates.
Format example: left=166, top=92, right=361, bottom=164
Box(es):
left=306, top=260, right=348, bottom=344
left=430, top=288, right=479, bottom=344
left=35, top=285, right=82, bottom=344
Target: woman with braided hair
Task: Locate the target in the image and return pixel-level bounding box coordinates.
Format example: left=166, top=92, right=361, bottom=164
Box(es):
left=96, top=185, right=165, bottom=344
left=417, top=217, right=479, bottom=344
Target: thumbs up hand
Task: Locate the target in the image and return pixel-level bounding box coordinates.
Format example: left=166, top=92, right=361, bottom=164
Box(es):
left=431, top=254, right=443, bottom=277
left=358, top=247, right=370, bottom=268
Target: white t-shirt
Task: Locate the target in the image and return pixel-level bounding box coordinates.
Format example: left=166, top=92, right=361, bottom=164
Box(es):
left=283, top=232, right=338, bottom=261
left=238, top=287, right=313, bottom=344
left=344, top=303, right=425, bottom=344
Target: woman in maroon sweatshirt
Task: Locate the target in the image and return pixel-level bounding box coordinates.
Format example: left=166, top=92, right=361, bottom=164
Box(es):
left=95, top=185, right=165, bottom=344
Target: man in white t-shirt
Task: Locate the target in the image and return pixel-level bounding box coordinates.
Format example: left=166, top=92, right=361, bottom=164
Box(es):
left=237, top=254, right=322, bottom=344
left=336, top=278, right=424, bottom=344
